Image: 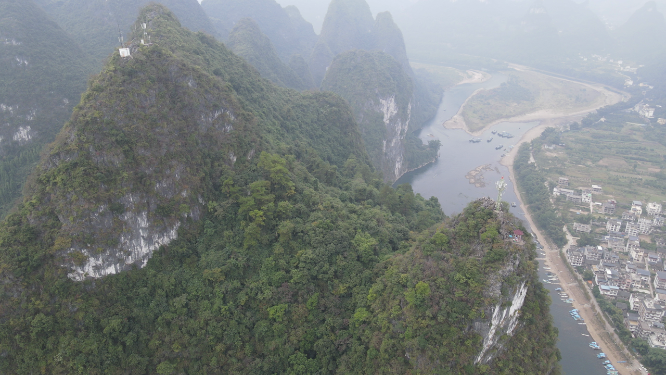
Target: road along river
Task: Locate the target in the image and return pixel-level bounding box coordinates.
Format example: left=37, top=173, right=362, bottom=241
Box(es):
left=396, top=70, right=628, bottom=374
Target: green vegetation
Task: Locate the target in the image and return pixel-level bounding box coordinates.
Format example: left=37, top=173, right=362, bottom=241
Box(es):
left=533, top=106, right=666, bottom=207
left=0, top=5, right=560, bottom=373
left=226, top=18, right=306, bottom=90
left=0, top=0, right=88, bottom=218
left=321, top=50, right=439, bottom=181
left=462, top=70, right=601, bottom=133
left=514, top=135, right=567, bottom=247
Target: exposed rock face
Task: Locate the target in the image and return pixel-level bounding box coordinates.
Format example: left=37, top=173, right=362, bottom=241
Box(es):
left=321, top=50, right=413, bottom=182
left=15, top=5, right=367, bottom=281
left=35, top=35, right=246, bottom=280
left=0, top=0, right=87, bottom=217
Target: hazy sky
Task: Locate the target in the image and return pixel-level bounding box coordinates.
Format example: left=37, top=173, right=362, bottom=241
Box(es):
left=274, top=0, right=420, bottom=33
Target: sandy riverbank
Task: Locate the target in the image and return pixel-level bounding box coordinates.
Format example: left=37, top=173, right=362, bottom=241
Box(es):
left=499, top=125, right=645, bottom=375
left=444, top=68, right=626, bottom=137
left=457, top=70, right=492, bottom=85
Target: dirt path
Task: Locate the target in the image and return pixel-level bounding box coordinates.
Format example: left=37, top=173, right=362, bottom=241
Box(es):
left=501, top=130, right=645, bottom=375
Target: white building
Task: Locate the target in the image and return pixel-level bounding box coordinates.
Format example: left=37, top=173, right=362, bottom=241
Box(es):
left=654, top=216, right=664, bottom=227
left=647, top=202, right=663, bottom=216
left=606, top=219, right=622, bottom=233
left=626, top=222, right=640, bottom=237
left=592, top=185, right=603, bottom=194
left=582, top=193, right=592, bottom=204
left=638, top=217, right=653, bottom=235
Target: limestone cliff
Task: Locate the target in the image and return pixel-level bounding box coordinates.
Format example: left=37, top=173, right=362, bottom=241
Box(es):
left=321, top=50, right=438, bottom=182
left=12, top=5, right=366, bottom=281
left=0, top=0, right=87, bottom=217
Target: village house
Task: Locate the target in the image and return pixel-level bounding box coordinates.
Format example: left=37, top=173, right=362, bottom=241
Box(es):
left=626, top=222, right=640, bottom=237
left=654, top=216, right=664, bottom=227
left=592, top=185, right=603, bottom=194
left=606, top=219, right=622, bottom=233
left=603, top=250, right=620, bottom=263
left=553, top=187, right=574, bottom=197
left=558, top=177, right=569, bottom=187
left=630, top=293, right=648, bottom=311
left=632, top=201, right=644, bottom=216
left=622, top=211, right=638, bottom=222
left=626, top=263, right=638, bottom=274
left=647, top=202, right=663, bottom=216
left=599, top=284, right=620, bottom=297
left=657, top=289, right=666, bottom=302
left=626, top=313, right=641, bottom=332
left=655, top=271, right=666, bottom=290
left=649, top=332, right=666, bottom=349
left=648, top=252, right=662, bottom=266
left=606, top=234, right=625, bottom=250
left=566, top=248, right=584, bottom=267
left=566, top=194, right=583, bottom=204
left=627, top=236, right=641, bottom=253
left=631, top=247, right=645, bottom=262
left=639, top=299, right=666, bottom=323
left=573, top=222, right=592, bottom=233
left=603, top=201, right=616, bottom=215
left=582, top=193, right=592, bottom=204
left=638, top=217, right=653, bottom=235
left=584, top=246, right=603, bottom=261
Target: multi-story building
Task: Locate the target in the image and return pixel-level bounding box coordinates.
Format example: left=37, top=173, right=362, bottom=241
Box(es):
left=638, top=217, right=653, bottom=235
left=639, top=299, right=666, bottom=323
left=567, top=194, right=583, bottom=204
left=582, top=193, right=592, bottom=204
left=648, top=252, right=662, bottom=266
left=654, top=216, right=664, bottom=227
left=622, top=211, right=638, bottom=222
left=567, top=248, right=584, bottom=267
left=558, top=177, right=569, bottom=187
left=631, top=247, right=645, bottom=262
left=626, top=236, right=640, bottom=253
left=630, top=293, right=647, bottom=311
left=606, top=235, right=625, bottom=250
left=603, top=201, right=616, bottom=215
left=573, top=222, right=592, bottom=233
left=592, top=185, right=603, bottom=194
left=647, top=202, right=663, bottom=216
left=626, top=222, right=640, bottom=237
left=584, top=246, right=603, bottom=262
left=655, top=271, right=666, bottom=290
left=606, top=219, right=622, bottom=233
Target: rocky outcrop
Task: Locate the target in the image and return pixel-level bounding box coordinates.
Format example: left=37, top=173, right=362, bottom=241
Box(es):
left=321, top=50, right=414, bottom=182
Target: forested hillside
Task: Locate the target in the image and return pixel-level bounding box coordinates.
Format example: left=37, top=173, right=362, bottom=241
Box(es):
left=227, top=18, right=307, bottom=90
left=0, top=5, right=560, bottom=373
left=0, top=0, right=88, bottom=218
left=321, top=50, right=439, bottom=182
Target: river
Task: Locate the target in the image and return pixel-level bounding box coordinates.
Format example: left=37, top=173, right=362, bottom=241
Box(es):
left=396, top=74, right=607, bottom=375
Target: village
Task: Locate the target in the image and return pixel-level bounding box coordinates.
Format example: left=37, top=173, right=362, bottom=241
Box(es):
left=557, top=175, right=666, bottom=352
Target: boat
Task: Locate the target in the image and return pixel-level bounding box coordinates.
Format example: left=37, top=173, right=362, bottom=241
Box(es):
left=491, top=130, right=497, bottom=134
left=469, top=138, right=482, bottom=143
left=487, top=137, right=493, bottom=142
left=495, top=144, right=503, bottom=150
left=542, top=279, right=551, bottom=284
left=501, top=154, right=506, bottom=158
left=543, top=267, right=551, bottom=270
left=555, top=288, right=562, bottom=291
left=511, top=202, right=517, bottom=207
